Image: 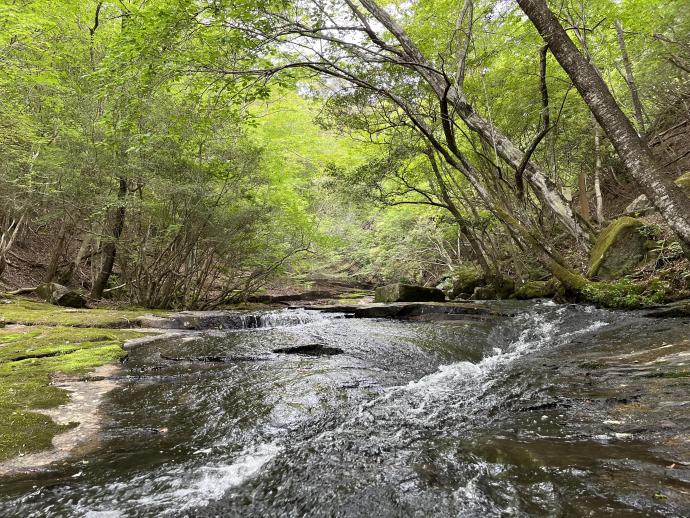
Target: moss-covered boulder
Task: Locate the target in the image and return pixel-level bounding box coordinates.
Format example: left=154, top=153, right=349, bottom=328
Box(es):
left=587, top=217, right=648, bottom=281
left=469, top=278, right=516, bottom=300
left=513, top=279, right=558, bottom=300
left=374, top=283, right=445, bottom=303
left=447, top=264, right=485, bottom=299
left=470, top=286, right=496, bottom=300
left=35, top=282, right=87, bottom=308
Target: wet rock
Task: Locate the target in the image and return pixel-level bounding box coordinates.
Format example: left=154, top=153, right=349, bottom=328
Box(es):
left=273, top=343, right=343, bottom=356
left=247, top=290, right=336, bottom=303
left=643, top=300, right=690, bottom=317
left=309, top=302, right=500, bottom=320
left=587, top=217, right=648, bottom=281
left=35, top=282, right=87, bottom=308
left=374, top=283, right=445, bottom=303
left=160, top=354, right=270, bottom=362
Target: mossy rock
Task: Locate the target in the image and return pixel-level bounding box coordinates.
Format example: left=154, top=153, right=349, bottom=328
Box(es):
left=674, top=171, right=690, bottom=194
left=374, top=283, right=445, bottom=303
left=469, top=278, right=515, bottom=300
left=470, top=286, right=496, bottom=300
left=513, top=280, right=558, bottom=300
left=447, top=264, right=485, bottom=299
left=35, top=283, right=87, bottom=308
left=587, top=217, right=648, bottom=281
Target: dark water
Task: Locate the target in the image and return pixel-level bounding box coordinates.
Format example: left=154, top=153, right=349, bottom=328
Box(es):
left=1, top=302, right=689, bottom=516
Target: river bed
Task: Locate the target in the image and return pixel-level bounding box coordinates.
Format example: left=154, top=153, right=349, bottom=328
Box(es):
left=1, top=301, right=689, bottom=516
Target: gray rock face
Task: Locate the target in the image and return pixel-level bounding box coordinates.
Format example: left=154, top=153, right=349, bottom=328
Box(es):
left=374, top=283, right=445, bottom=303
left=35, top=282, right=87, bottom=308
left=624, top=194, right=654, bottom=216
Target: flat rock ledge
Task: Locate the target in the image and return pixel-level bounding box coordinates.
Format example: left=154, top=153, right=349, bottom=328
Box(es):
left=303, top=302, right=507, bottom=320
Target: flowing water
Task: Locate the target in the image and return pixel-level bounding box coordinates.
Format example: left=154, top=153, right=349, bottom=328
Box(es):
left=1, top=301, right=689, bottom=516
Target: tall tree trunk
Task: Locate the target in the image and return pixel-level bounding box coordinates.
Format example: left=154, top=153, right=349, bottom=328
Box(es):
left=577, top=171, right=590, bottom=222
left=44, top=226, right=67, bottom=283
left=91, top=177, right=127, bottom=299
left=593, top=123, right=605, bottom=224
left=615, top=20, right=646, bottom=135
left=517, top=0, right=690, bottom=253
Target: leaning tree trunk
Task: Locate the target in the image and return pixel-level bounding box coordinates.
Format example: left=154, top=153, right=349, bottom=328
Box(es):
left=516, top=0, right=690, bottom=253
left=357, top=0, right=593, bottom=247
left=91, top=177, right=127, bottom=299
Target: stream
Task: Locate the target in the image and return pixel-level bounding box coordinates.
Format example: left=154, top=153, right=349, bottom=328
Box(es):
left=1, top=301, right=689, bottom=516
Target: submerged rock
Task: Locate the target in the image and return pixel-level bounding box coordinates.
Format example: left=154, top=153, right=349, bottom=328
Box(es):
left=35, top=282, right=87, bottom=308
left=587, top=217, right=648, bottom=281
left=273, top=343, right=343, bottom=356
left=374, top=283, right=445, bottom=303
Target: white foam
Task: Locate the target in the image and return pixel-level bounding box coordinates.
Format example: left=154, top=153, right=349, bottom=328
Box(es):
left=172, top=442, right=282, bottom=509
left=404, top=310, right=609, bottom=394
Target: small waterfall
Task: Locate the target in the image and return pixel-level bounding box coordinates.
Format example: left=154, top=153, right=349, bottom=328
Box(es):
left=147, top=308, right=335, bottom=331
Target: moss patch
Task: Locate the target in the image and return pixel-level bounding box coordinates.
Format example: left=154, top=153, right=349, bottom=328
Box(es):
left=587, top=217, right=647, bottom=280
left=580, top=278, right=669, bottom=308
left=449, top=264, right=485, bottom=298
left=513, top=280, right=558, bottom=300
left=0, top=325, right=143, bottom=461
left=0, top=297, right=167, bottom=327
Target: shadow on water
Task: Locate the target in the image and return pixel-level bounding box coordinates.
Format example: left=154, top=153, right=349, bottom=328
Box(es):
left=1, top=302, right=689, bottom=516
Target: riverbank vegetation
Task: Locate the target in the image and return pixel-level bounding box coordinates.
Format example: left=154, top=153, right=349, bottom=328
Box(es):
left=1, top=0, right=689, bottom=308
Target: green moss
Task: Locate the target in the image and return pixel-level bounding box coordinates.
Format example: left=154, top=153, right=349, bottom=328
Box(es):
left=0, top=297, right=167, bottom=327
left=513, top=280, right=558, bottom=300
left=587, top=217, right=645, bottom=279
left=0, top=409, right=76, bottom=461
left=580, top=278, right=669, bottom=309
left=336, top=290, right=372, bottom=300
left=0, top=325, right=145, bottom=462
left=449, top=264, right=485, bottom=297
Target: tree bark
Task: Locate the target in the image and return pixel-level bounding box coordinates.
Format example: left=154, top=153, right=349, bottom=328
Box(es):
left=91, top=177, right=127, bottom=299
left=517, top=0, right=690, bottom=252
left=577, top=171, right=590, bottom=222
left=593, top=122, right=605, bottom=223
left=44, top=226, right=67, bottom=283
left=615, top=20, right=646, bottom=135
